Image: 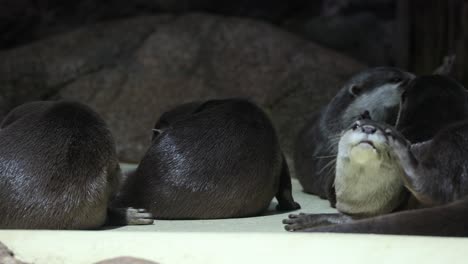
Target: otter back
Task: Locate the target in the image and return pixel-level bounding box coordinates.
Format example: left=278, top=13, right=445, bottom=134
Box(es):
left=120, top=99, right=299, bottom=219
left=0, top=101, right=119, bottom=229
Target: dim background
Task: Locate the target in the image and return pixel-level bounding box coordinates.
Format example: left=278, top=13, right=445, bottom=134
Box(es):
left=0, top=0, right=466, bottom=167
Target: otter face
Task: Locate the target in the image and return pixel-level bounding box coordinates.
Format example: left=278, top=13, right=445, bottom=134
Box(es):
left=341, top=68, right=415, bottom=127
left=335, top=119, right=406, bottom=216
left=337, top=120, right=390, bottom=164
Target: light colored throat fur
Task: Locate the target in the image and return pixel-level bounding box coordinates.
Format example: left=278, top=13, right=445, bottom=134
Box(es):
left=342, top=83, right=403, bottom=125
left=334, top=140, right=406, bottom=216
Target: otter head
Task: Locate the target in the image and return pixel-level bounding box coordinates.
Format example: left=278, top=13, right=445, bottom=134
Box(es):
left=337, top=67, right=415, bottom=130
left=337, top=119, right=392, bottom=167
left=334, top=119, right=406, bottom=216
left=396, top=75, right=468, bottom=142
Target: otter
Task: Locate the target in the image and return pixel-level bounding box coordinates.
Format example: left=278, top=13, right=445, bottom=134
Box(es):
left=334, top=118, right=407, bottom=216
left=285, top=75, right=468, bottom=236
left=294, top=67, right=414, bottom=205
left=0, top=100, right=153, bottom=229
left=285, top=118, right=408, bottom=231
left=117, top=98, right=300, bottom=219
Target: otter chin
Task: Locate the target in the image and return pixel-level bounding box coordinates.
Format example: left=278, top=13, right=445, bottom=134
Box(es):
left=349, top=140, right=378, bottom=164
left=334, top=119, right=407, bottom=217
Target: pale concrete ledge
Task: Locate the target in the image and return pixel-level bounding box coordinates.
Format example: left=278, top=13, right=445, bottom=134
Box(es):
left=1, top=230, right=467, bottom=264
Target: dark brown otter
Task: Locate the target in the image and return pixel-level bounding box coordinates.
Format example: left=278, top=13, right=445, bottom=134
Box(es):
left=294, top=67, right=414, bottom=206
left=285, top=75, right=468, bottom=236
left=0, top=100, right=153, bottom=229
left=117, top=98, right=300, bottom=219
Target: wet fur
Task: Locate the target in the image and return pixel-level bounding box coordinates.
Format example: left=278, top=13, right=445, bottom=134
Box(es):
left=289, top=75, right=468, bottom=236
left=0, top=101, right=120, bottom=229
left=118, top=98, right=300, bottom=219
left=294, top=67, right=414, bottom=204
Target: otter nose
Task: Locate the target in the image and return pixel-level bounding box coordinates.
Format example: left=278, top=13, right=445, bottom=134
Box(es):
left=361, top=125, right=377, bottom=134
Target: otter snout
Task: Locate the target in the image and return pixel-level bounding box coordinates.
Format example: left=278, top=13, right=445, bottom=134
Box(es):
left=339, top=120, right=393, bottom=163
left=360, top=124, right=377, bottom=135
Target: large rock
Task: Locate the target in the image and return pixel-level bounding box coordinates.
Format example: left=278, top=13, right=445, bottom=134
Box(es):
left=0, top=14, right=364, bottom=163
left=95, top=257, right=158, bottom=264
left=0, top=0, right=313, bottom=50
left=0, top=242, right=28, bottom=264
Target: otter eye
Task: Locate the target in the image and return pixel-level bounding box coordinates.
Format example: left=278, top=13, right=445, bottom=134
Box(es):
left=351, top=123, right=359, bottom=130
left=391, top=77, right=403, bottom=83
left=349, top=85, right=362, bottom=96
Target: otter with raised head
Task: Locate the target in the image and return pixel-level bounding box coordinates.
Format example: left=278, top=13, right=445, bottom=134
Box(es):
left=334, top=118, right=407, bottom=216
left=295, top=67, right=414, bottom=205
left=0, top=100, right=153, bottom=229
left=117, top=98, right=300, bottom=219
left=285, top=118, right=408, bottom=231
left=285, top=75, right=468, bottom=236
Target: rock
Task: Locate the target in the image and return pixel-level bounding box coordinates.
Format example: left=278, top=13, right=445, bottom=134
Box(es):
left=0, top=242, right=29, bottom=264
left=95, top=257, right=158, bottom=264
left=0, top=14, right=365, bottom=164
left=0, top=0, right=313, bottom=50
left=285, top=12, right=395, bottom=66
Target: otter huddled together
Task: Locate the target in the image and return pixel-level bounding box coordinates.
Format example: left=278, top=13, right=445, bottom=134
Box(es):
left=0, top=98, right=299, bottom=229
left=288, top=74, right=468, bottom=237
left=2, top=65, right=468, bottom=237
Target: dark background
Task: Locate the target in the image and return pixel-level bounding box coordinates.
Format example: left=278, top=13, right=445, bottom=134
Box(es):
left=0, top=0, right=466, bottom=164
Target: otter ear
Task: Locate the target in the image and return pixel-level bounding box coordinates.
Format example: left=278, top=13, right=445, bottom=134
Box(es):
left=349, top=85, right=362, bottom=96
left=152, top=128, right=162, bottom=136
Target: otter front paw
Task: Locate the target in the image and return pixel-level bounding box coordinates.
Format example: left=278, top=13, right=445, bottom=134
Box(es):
left=385, top=128, right=411, bottom=154
left=107, top=207, right=154, bottom=226
left=282, top=213, right=317, bottom=232
left=385, top=128, right=416, bottom=169
left=125, top=207, right=154, bottom=225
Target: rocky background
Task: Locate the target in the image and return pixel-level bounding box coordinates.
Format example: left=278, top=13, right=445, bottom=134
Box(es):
left=0, top=0, right=467, bottom=163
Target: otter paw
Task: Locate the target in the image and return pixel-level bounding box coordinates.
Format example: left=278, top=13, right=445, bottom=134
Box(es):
left=276, top=201, right=301, bottom=211
left=126, top=207, right=154, bottom=225
left=386, top=129, right=410, bottom=152
left=282, top=213, right=313, bottom=232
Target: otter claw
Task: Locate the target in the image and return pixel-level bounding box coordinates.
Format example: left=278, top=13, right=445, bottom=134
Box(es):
left=283, top=213, right=314, bottom=232
left=125, top=208, right=154, bottom=225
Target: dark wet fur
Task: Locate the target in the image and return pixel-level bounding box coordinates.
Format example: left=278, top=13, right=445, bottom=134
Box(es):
left=118, top=98, right=300, bottom=219
left=304, top=197, right=468, bottom=237
left=294, top=67, right=414, bottom=205
left=0, top=101, right=120, bottom=229
left=397, top=75, right=468, bottom=142
left=299, top=75, right=468, bottom=236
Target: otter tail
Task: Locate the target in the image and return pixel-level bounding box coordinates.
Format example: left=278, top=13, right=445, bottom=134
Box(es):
left=304, top=198, right=468, bottom=237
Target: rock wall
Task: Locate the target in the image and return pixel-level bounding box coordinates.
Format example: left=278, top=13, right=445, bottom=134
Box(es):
left=0, top=14, right=365, bottom=163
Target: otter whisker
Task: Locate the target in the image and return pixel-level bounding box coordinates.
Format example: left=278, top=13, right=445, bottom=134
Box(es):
left=326, top=137, right=341, bottom=152
left=326, top=158, right=338, bottom=175
left=314, top=155, right=338, bottom=159
left=318, top=158, right=337, bottom=175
